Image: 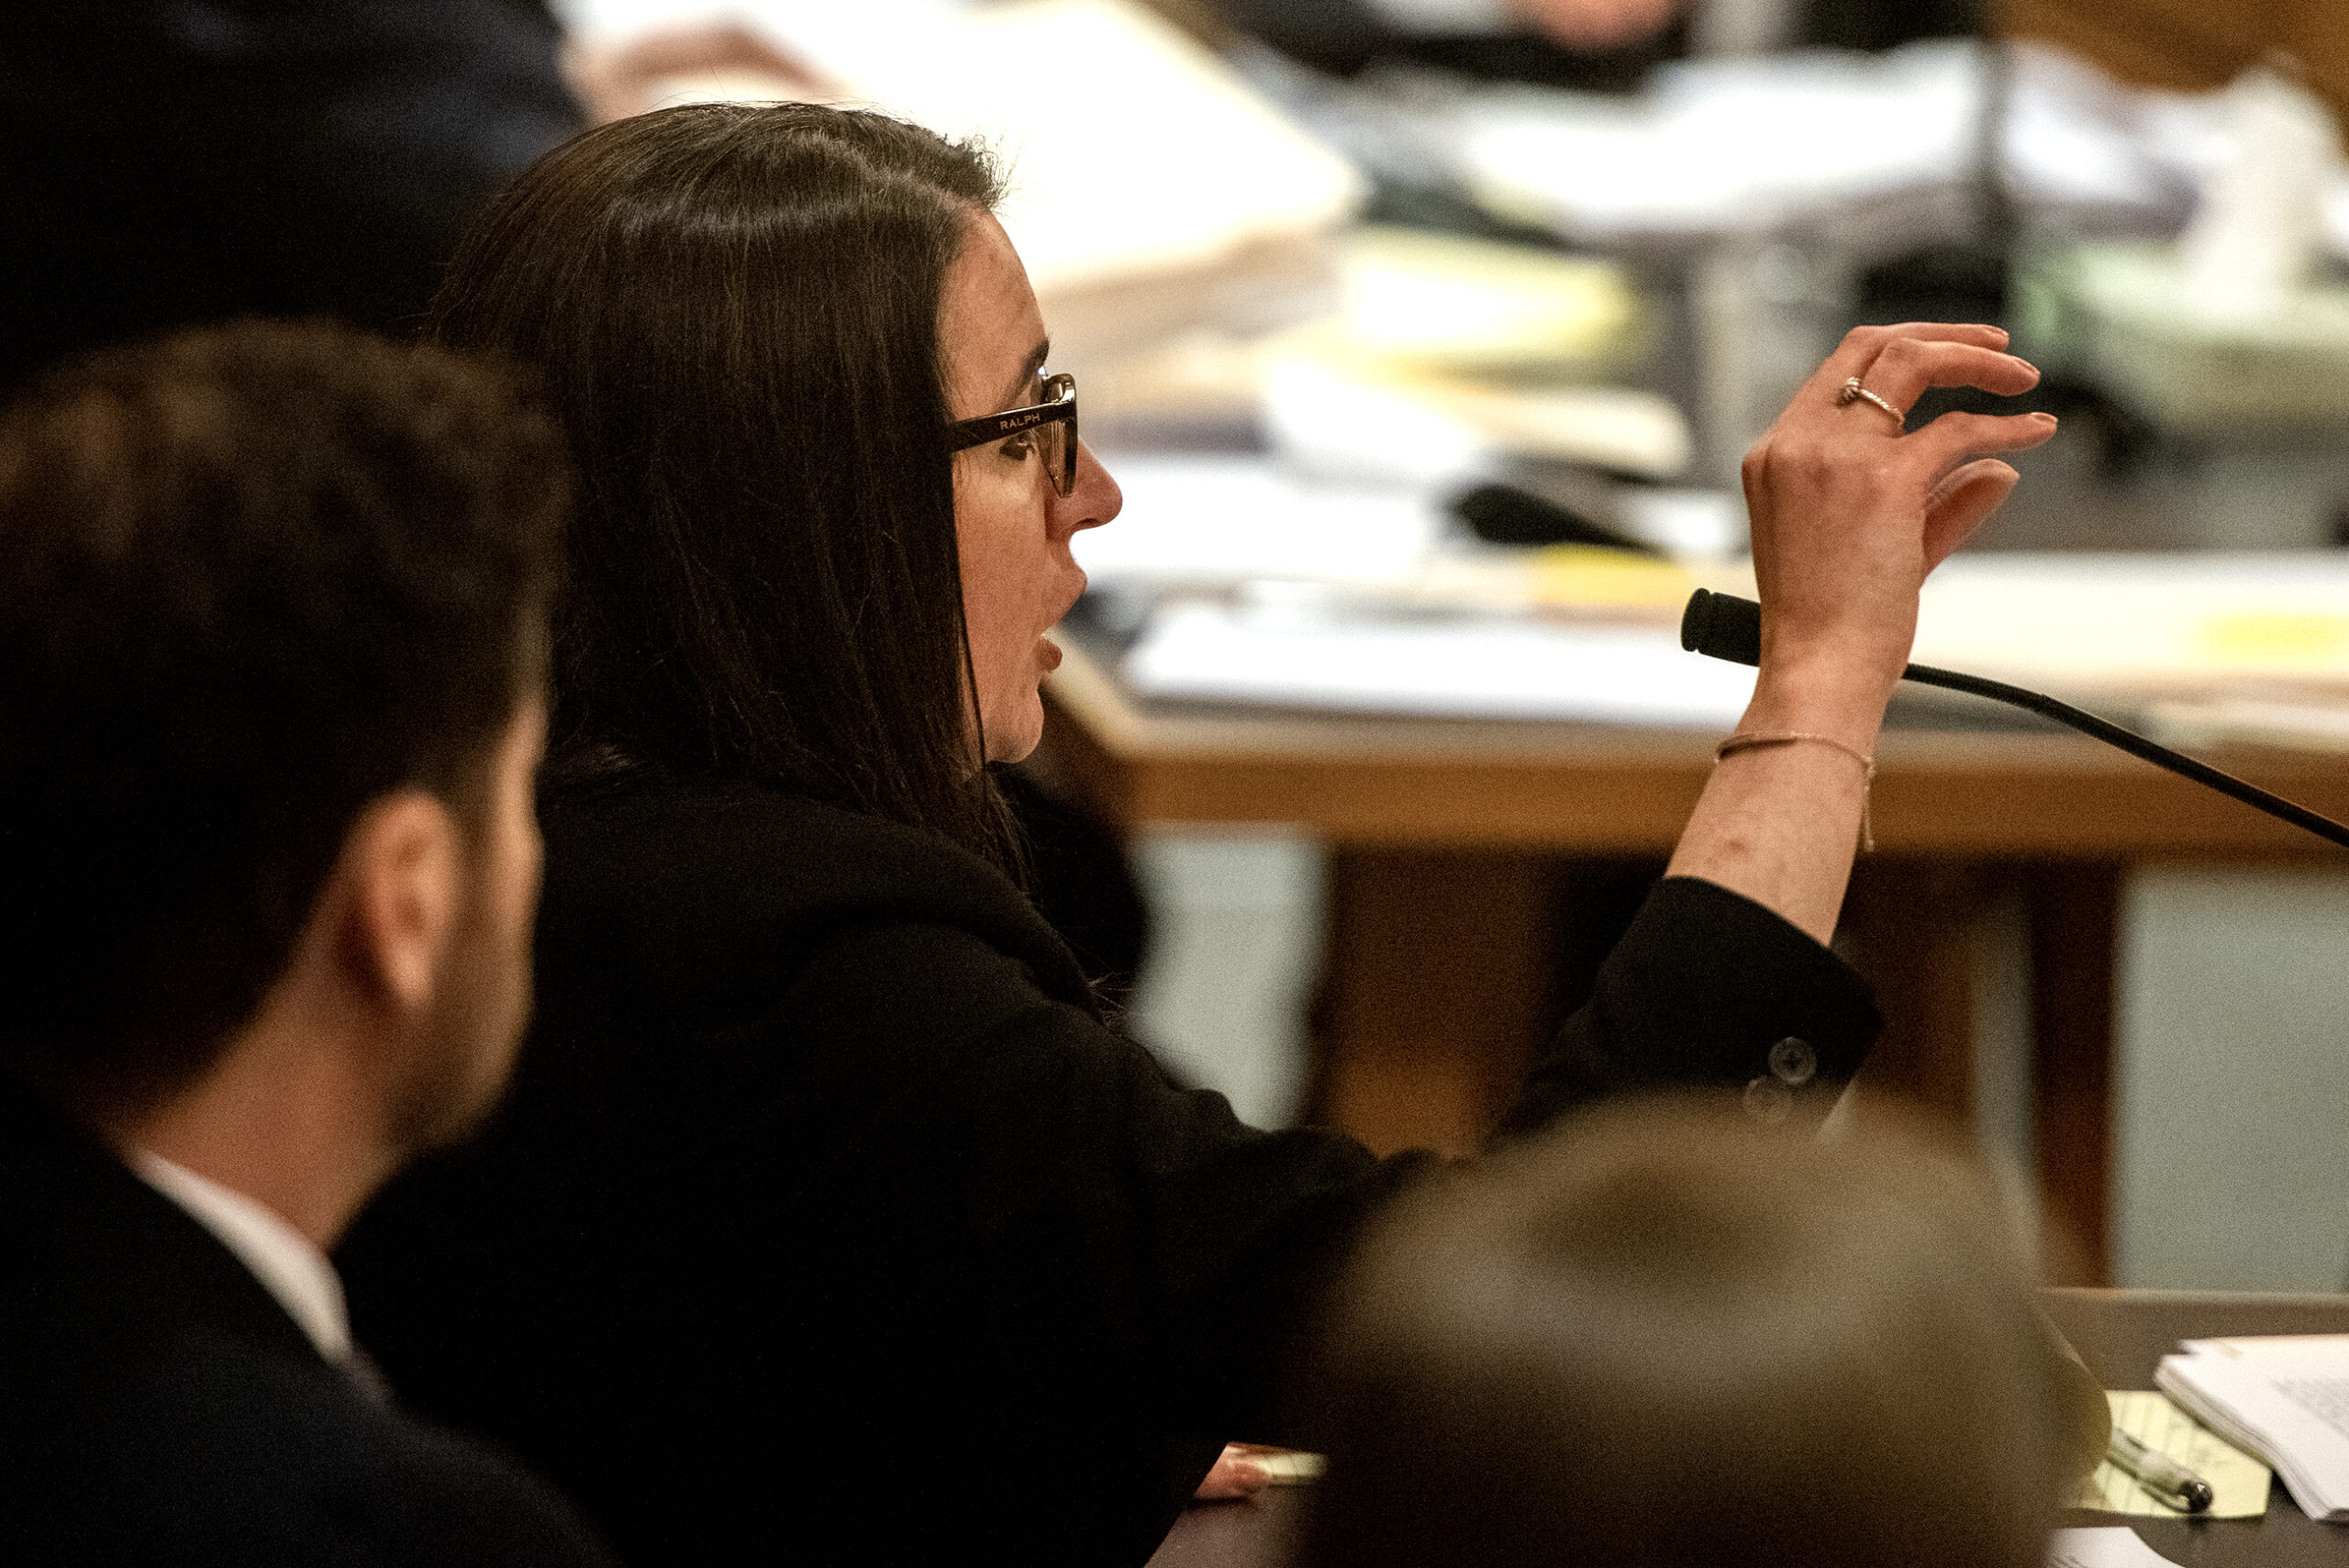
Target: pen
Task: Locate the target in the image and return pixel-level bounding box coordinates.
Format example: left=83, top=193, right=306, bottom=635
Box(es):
left=2107, top=1428, right=2214, bottom=1514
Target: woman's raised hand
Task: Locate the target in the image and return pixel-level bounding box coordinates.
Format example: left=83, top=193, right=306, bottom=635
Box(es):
left=1663, top=325, right=2055, bottom=944
left=1742, top=324, right=2056, bottom=716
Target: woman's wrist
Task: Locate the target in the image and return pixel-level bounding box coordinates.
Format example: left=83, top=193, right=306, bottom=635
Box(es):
left=1741, top=659, right=1897, bottom=751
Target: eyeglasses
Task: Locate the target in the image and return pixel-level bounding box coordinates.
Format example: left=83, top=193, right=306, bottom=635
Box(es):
left=944, top=373, right=1078, bottom=498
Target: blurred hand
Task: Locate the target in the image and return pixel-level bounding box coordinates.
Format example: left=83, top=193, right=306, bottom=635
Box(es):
left=1507, top=0, right=1681, bottom=50
left=564, top=25, right=837, bottom=125
left=1192, top=1443, right=1276, bottom=1500
left=1742, top=324, right=2056, bottom=714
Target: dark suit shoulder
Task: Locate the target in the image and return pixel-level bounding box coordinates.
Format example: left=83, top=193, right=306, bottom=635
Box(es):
left=0, top=1083, right=613, bottom=1568
left=0, top=1307, right=610, bottom=1567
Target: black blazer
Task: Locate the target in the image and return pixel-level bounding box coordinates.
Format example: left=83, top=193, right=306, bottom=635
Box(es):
left=0, top=1080, right=615, bottom=1567
left=340, top=769, right=1878, bottom=1568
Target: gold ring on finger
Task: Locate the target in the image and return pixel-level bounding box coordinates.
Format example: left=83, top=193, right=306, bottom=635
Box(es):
left=1837, top=376, right=1904, bottom=427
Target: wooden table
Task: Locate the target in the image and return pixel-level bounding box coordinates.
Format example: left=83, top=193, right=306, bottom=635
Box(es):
left=1038, top=646, right=2349, bottom=1283
left=1144, top=1290, right=2349, bottom=1568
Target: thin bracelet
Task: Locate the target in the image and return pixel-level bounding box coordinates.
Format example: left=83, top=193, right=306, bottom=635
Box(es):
left=1714, top=731, right=1876, bottom=853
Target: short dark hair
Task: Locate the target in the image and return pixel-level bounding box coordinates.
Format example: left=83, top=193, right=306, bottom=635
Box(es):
left=426, top=104, right=1019, bottom=866
left=1297, top=1100, right=2082, bottom=1568
left=0, top=320, right=568, bottom=1115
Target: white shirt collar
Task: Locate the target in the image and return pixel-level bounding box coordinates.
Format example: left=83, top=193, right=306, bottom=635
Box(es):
left=128, top=1148, right=353, bottom=1364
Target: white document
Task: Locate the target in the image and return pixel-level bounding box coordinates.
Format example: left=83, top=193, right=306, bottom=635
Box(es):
left=818, top=0, right=1364, bottom=300
left=559, top=0, right=1364, bottom=364
left=1072, top=457, right=1443, bottom=591
left=1912, top=552, right=2349, bottom=697
left=1450, top=38, right=2349, bottom=256
left=1123, top=600, right=1755, bottom=727
left=1458, top=41, right=1982, bottom=240
left=2182, top=1336, right=2349, bottom=1361
left=2047, top=1527, right=2179, bottom=1568
left=2157, top=1339, right=2349, bottom=1520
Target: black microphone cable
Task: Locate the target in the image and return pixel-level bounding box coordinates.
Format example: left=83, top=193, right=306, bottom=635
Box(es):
left=1679, top=588, right=2349, bottom=852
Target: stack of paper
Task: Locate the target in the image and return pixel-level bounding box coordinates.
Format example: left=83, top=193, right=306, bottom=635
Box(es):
left=1071, top=456, right=1445, bottom=592
left=1251, top=225, right=1688, bottom=483
left=1122, top=601, right=1757, bottom=727
left=1071, top=452, right=1729, bottom=727
left=1913, top=555, right=2349, bottom=703
left=1315, top=226, right=1644, bottom=376
left=562, top=0, right=1365, bottom=373
left=1457, top=41, right=1984, bottom=243
left=2156, top=1336, right=2349, bottom=1520
left=1442, top=38, right=2349, bottom=256
left=836, top=0, right=1363, bottom=370
left=2048, top=1529, right=2180, bottom=1568
left=2017, top=244, right=2349, bottom=434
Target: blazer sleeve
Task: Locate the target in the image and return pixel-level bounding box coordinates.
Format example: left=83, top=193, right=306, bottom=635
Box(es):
left=787, top=873, right=1876, bottom=1451
left=1502, top=874, right=1881, bottom=1137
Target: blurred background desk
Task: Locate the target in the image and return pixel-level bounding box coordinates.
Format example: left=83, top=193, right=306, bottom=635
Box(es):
left=1040, top=644, right=2349, bottom=1282
left=1140, top=1289, right=2349, bottom=1567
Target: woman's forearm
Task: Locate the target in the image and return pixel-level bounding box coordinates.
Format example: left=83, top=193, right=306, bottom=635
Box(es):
left=1664, top=662, right=1893, bottom=946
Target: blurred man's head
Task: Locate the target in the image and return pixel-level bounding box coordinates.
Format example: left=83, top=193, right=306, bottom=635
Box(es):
left=0, top=321, right=567, bottom=1170
left=1297, top=1100, right=2085, bottom=1568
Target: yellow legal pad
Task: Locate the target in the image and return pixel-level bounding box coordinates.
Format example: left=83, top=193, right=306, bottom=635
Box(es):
left=2072, top=1392, right=2271, bottom=1518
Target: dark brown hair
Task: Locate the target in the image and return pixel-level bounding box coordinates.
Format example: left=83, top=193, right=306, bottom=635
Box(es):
left=1297, top=1100, right=2077, bottom=1568
left=0, top=320, right=566, bottom=1115
left=426, top=103, right=1019, bottom=866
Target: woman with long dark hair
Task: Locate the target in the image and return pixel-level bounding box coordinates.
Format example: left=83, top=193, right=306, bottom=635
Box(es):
left=339, top=103, right=2055, bottom=1567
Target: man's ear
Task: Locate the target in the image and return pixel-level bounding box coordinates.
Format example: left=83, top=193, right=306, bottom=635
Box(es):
left=338, top=792, right=463, bottom=1014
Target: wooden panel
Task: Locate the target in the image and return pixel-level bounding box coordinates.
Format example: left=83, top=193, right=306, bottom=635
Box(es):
left=2032, top=864, right=2121, bottom=1286
left=1041, top=650, right=2349, bottom=861
left=1837, top=859, right=1987, bottom=1129
left=1308, top=850, right=1555, bottom=1157
left=1997, top=0, right=2349, bottom=133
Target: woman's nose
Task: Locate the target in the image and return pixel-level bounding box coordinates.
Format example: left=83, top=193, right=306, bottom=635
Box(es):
left=1054, top=440, right=1120, bottom=537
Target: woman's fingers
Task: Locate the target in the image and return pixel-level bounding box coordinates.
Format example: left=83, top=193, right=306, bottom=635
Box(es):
left=1920, top=460, right=2021, bottom=568
left=1855, top=339, right=2042, bottom=417
left=1815, top=322, right=2011, bottom=391
left=1909, top=408, right=2059, bottom=475
left=1734, top=328, right=2056, bottom=694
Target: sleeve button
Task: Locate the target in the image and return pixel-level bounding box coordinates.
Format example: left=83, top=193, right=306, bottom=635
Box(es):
left=1768, top=1036, right=1817, bottom=1087
left=1742, top=1076, right=1793, bottom=1125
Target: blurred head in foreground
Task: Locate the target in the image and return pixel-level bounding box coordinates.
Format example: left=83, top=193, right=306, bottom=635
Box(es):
left=1297, top=1100, right=2073, bottom=1568
left=0, top=321, right=565, bottom=1201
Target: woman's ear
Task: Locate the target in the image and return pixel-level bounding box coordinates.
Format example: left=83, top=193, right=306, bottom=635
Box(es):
left=338, top=792, right=463, bottom=1015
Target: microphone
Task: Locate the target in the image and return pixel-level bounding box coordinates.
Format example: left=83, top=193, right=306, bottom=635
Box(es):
left=1679, top=589, right=2349, bottom=852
